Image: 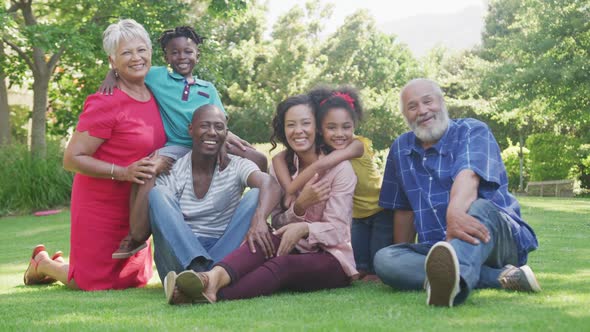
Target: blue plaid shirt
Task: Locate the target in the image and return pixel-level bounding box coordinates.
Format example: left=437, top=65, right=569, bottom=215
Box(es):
left=379, top=118, right=537, bottom=265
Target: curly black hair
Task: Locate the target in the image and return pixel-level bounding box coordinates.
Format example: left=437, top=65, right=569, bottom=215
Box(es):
left=158, top=26, right=205, bottom=53
left=309, top=85, right=363, bottom=128
left=308, top=85, right=363, bottom=153
left=269, top=94, right=321, bottom=175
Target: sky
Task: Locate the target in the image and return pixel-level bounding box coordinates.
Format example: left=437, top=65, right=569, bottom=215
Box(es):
left=266, top=0, right=486, bottom=23
left=265, top=0, right=488, bottom=55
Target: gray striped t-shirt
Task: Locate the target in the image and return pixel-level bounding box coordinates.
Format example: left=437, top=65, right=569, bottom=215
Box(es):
left=155, top=152, right=259, bottom=238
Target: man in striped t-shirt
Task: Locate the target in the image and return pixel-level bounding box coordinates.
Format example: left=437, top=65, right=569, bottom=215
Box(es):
left=148, top=104, right=281, bottom=283
left=374, top=79, right=540, bottom=307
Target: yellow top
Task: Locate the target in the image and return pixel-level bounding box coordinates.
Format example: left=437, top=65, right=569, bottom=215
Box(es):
left=350, top=136, right=383, bottom=219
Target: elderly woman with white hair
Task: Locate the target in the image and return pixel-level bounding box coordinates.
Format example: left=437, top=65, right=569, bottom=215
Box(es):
left=23, top=19, right=166, bottom=290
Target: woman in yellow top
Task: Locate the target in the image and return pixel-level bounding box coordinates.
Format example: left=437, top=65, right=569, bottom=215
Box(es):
left=273, top=86, right=392, bottom=279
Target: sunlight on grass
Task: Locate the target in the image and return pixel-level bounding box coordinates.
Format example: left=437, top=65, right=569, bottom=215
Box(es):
left=16, top=224, right=69, bottom=238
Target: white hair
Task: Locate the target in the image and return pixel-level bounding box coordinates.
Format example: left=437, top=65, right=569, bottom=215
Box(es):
left=102, top=19, right=152, bottom=59
left=399, top=78, right=445, bottom=113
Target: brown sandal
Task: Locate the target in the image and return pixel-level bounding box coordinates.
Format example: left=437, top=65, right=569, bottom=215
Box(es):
left=24, top=245, right=56, bottom=285
left=175, top=270, right=213, bottom=304
left=164, top=271, right=194, bottom=305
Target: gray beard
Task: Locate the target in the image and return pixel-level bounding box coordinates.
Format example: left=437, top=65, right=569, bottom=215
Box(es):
left=409, top=109, right=450, bottom=145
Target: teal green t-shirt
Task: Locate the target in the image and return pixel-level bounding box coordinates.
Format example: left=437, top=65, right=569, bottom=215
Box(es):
left=145, top=66, right=226, bottom=148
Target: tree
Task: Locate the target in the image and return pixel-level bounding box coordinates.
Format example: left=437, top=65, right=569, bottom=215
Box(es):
left=214, top=1, right=331, bottom=142
left=318, top=10, right=417, bottom=94
left=46, top=0, right=252, bottom=139
left=0, top=41, right=9, bottom=145
left=0, top=0, right=192, bottom=157
left=480, top=0, right=590, bottom=137
left=477, top=0, right=590, bottom=189
left=318, top=10, right=419, bottom=149
left=1, top=0, right=248, bottom=157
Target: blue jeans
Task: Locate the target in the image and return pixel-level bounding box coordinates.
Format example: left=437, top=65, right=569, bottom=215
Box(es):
left=148, top=186, right=259, bottom=282
left=374, top=199, right=519, bottom=305
left=351, top=209, right=393, bottom=273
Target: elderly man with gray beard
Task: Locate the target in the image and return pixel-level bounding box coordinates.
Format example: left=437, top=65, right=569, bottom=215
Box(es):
left=373, top=79, right=541, bottom=307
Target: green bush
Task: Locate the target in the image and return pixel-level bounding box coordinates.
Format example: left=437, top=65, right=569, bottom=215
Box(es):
left=9, top=104, right=31, bottom=144
left=526, top=133, right=580, bottom=182
left=571, top=144, right=590, bottom=190
left=356, top=89, right=407, bottom=151
left=501, top=142, right=530, bottom=192
left=0, top=141, right=73, bottom=216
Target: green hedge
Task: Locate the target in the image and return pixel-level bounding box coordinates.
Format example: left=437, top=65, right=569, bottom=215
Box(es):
left=526, top=133, right=580, bottom=182
left=0, top=141, right=73, bottom=216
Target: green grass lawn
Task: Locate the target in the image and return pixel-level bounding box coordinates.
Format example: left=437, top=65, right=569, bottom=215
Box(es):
left=1, top=196, right=589, bottom=331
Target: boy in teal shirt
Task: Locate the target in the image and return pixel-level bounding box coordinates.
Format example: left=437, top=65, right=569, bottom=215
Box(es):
left=101, top=26, right=267, bottom=258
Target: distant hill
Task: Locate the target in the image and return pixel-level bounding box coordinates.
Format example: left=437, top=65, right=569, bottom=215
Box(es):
left=378, top=5, right=486, bottom=57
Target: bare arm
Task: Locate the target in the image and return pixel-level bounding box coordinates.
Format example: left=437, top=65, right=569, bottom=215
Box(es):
left=127, top=153, right=174, bottom=242
left=245, top=170, right=282, bottom=258
left=63, top=130, right=156, bottom=184
left=285, top=139, right=364, bottom=195
left=292, top=175, right=330, bottom=216
left=226, top=130, right=253, bottom=152
left=227, top=144, right=268, bottom=173
left=445, top=169, right=490, bottom=244
left=393, top=209, right=416, bottom=244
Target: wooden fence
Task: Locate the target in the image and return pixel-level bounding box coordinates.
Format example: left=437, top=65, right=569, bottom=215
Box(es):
left=525, top=179, right=574, bottom=197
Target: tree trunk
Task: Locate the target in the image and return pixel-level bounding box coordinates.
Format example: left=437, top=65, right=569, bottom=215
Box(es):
left=31, top=76, right=49, bottom=158
left=518, top=131, right=524, bottom=192
left=0, top=77, right=10, bottom=146
left=0, top=43, right=10, bottom=146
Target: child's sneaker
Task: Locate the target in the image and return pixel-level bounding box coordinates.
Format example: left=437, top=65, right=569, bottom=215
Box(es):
left=112, top=235, right=147, bottom=259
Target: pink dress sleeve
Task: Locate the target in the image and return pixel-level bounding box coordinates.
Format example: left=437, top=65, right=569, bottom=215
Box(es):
left=76, top=94, right=118, bottom=139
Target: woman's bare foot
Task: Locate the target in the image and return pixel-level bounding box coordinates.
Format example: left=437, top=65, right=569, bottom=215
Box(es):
left=202, top=271, right=218, bottom=303
left=24, top=249, right=53, bottom=285
left=35, top=251, right=53, bottom=272
left=202, top=266, right=231, bottom=303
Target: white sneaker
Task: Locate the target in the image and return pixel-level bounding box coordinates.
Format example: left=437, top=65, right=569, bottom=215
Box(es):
left=425, top=241, right=460, bottom=307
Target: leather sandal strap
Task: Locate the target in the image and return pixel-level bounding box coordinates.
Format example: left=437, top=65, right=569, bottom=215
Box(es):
left=197, top=272, right=209, bottom=289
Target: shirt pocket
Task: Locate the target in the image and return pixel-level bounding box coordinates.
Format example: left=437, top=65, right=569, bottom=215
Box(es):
left=212, top=189, right=233, bottom=212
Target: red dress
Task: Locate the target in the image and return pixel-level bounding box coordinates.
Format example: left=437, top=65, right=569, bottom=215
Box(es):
left=69, top=89, right=166, bottom=290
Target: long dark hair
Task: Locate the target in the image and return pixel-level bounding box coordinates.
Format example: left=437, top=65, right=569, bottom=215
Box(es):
left=270, top=94, right=321, bottom=175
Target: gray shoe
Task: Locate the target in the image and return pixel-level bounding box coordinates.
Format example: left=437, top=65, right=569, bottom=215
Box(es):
left=499, top=265, right=542, bottom=292
left=425, top=241, right=460, bottom=307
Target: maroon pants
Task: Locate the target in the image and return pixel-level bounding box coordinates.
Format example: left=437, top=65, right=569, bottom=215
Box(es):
left=216, top=233, right=350, bottom=300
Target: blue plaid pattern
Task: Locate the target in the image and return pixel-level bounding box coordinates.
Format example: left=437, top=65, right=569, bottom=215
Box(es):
left=379, top=118, right=538, bottom=265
